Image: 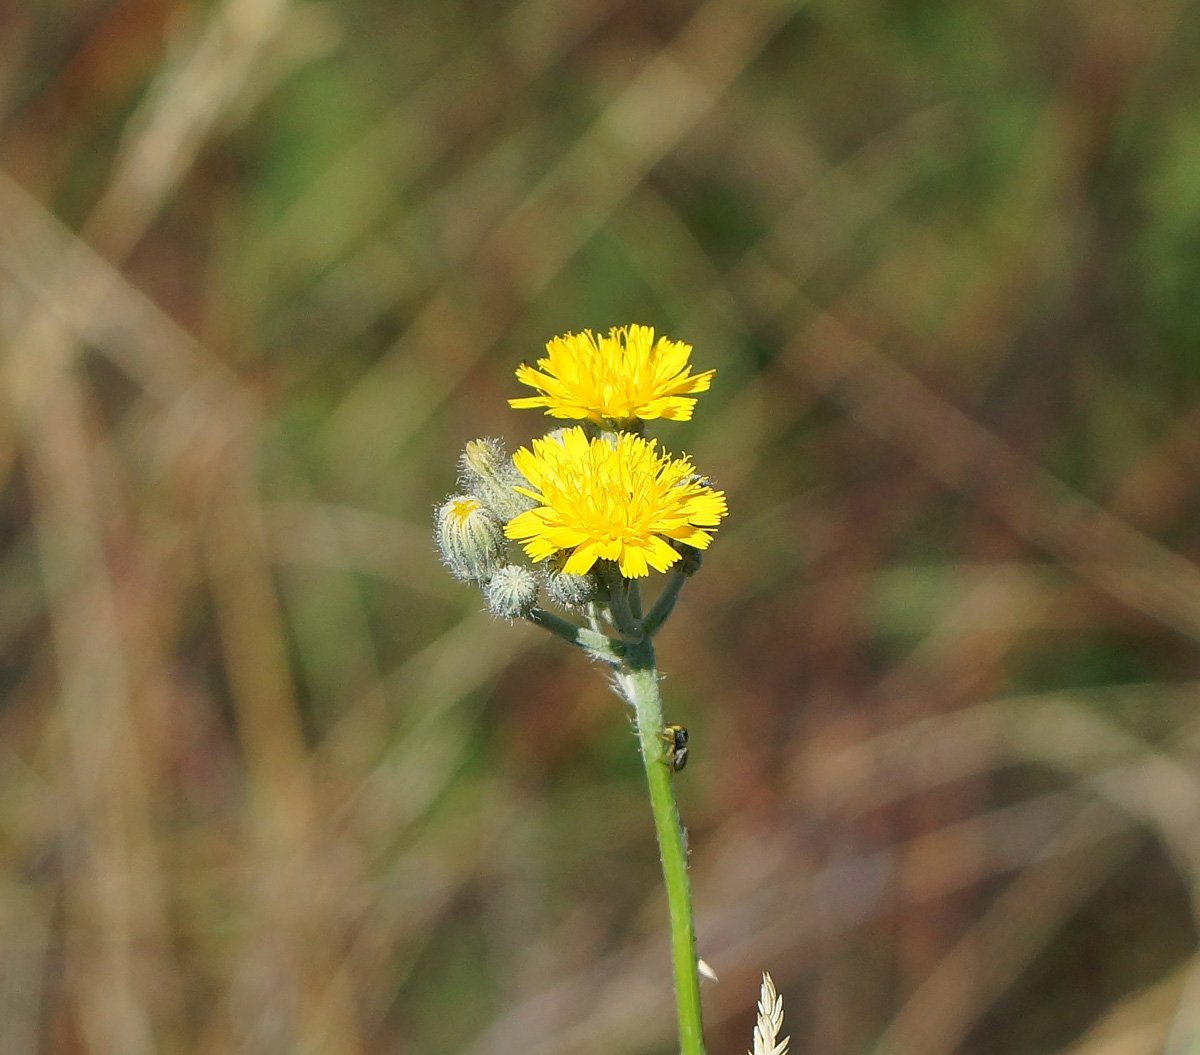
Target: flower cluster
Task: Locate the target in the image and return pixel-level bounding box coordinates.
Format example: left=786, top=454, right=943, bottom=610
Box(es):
left=436, top=324, right=727, bottom=633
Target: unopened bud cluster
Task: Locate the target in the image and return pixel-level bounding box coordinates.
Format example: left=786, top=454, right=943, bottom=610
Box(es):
left=435, top=437, right=604, bottom=620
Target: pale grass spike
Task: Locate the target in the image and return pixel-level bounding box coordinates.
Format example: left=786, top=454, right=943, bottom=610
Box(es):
left=750, top=971, right=789, bottom=1055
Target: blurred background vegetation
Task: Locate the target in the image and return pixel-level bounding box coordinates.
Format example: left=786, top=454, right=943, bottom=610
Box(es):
left=3, top=0, right=1200, bottom=1052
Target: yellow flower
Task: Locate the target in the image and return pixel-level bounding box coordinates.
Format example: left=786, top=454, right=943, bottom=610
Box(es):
left=509, top=324, right=715, bottom=424
left=505, top=428, right=728, bottom=578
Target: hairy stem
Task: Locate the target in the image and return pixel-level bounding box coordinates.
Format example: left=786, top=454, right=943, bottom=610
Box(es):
left=618, top=636, right=705, bottom=1055
left=527, top=608, right=623, bottom=664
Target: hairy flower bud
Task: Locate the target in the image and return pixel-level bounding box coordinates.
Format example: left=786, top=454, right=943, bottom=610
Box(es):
left=484, top=565, right=539, bottom=619
left=670, top=540, right=704, bottom=577
left=458, top=438, right=537, bottom=524
left=543, top=555, right=603, bottom=610
left=435, top=495, right=505, bottom=583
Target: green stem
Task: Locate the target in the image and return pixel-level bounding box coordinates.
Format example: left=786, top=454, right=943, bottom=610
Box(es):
left=606, top=574, right=643, bottom=640
left=628, top=578, right=643, bottom=621
left=527, top=608, right=624, bottom=664
left=618, top=637, right=705, bottom=1055
left=644, top=569, right=686, bottom=638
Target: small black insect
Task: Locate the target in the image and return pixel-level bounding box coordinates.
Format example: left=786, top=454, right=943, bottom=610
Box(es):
left=660, top=724, right=689, bottom=772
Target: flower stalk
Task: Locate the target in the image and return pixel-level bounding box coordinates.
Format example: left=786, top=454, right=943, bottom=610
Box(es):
left=617, top=635, right=706, bottom=1055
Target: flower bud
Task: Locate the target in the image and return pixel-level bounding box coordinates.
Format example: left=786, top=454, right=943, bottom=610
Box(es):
left=543, top=556, right=603, bottom=610
left=458, top=438, right=537, bottom=524
left=435, top=495, right=505, bottom=583
left=669, top=540, right=704, bottom=577
left=484, top=565, right=539, bottom=619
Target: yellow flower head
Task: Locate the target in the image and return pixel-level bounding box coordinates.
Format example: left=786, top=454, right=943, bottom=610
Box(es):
left=509, top=324, right=715, bottom=424
left=504, top=427, right=728, bottom=579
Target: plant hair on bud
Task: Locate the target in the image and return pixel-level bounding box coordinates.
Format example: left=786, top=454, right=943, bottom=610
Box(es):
left=435, top=495, right=505, bottom=583
left=458, top=437, right=537, bottom=524
left=543, top=553, right=603, bottom=610
left=484, top=565, right=539, bottom=619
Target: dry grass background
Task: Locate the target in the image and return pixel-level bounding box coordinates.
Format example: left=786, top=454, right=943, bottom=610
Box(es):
left=3, top=0, right=1200, bottom=1052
